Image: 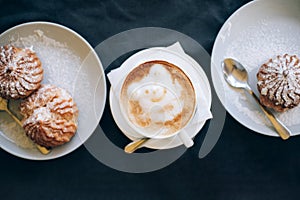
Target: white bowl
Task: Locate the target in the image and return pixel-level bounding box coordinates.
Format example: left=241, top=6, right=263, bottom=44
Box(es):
left=211, top=0, right=300, bottom=137
left=0, top=21, right=106, bottom=160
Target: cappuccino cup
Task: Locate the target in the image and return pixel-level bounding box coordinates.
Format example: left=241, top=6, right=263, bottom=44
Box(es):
left=119, top=60, right=196, bottom=147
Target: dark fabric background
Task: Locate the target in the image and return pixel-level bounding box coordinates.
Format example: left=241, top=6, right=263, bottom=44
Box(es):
left=1, top=0, right=300, bottom=199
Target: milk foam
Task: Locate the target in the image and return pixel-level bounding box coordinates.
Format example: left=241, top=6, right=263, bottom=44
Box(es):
left=125, top=64, right=186, bottom=136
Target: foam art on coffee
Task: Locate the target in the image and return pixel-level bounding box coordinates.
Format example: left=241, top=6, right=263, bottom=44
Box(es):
left=121, top=60, right=196, bottom=137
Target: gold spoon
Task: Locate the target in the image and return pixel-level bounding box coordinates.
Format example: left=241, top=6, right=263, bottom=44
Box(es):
left=0, top=97, right=51, bottom=154
left=222, top=58, right=291, bottom=140
left=124, top=138, right=149, bottom=153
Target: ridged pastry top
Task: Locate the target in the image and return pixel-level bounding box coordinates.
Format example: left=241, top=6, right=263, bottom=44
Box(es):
left=20, top=84, right=78, bottom=148
left=257, top=54, right=300, bottom=112
left=0, top=45, right=43, bottom=99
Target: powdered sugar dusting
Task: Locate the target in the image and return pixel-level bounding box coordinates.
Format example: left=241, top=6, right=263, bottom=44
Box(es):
left=257, top=54, right=300, bottom=112
left=225, top=18, right=300, bottom=127
left=0, top=30, right=87, bottom=149
left=0, top=115, right=35, bottom=149
left=11, top=30, right=81, bottom=95
left=21, top=84, right=78, bottom=148
left=0, top=45, right=43, bottom=99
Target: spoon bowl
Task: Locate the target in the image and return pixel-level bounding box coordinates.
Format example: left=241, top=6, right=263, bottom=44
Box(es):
left=222, top=59, right=250, bottom=90
left=0, top=97, right=8, bottom=111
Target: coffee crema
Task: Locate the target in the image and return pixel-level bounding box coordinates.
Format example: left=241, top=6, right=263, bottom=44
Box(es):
left=120, top=60, right=196, bottom=137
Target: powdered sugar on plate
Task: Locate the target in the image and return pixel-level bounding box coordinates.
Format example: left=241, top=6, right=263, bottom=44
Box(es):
left=0, top=30, right=84, bottom=149
left=0, top=116, right=36, bottom=149
left=224, top=18, right=300, bottom=128
left=11, top=30, right=82, bottom=94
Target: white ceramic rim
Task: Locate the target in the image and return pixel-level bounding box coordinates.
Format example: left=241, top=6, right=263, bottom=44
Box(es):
left=109, top=47, right=212, bottom=149
left=118, top=49, right=198, bottom=140
left=0, top=21, right=107, bottom=160
left=211, top=0, right=300, bottom=137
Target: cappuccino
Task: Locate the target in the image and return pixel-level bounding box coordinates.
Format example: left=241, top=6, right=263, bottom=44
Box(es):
left=120, top=60, right=196, bottom=138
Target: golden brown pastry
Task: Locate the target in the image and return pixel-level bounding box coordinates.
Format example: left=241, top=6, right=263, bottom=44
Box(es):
left=20, top=84, right=78, bottom=148
left=257, top=54, right=300, bottom=112
left=0, top=45, right=43, bottom=99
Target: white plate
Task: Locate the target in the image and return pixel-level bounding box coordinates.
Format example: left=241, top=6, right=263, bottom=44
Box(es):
left=109, top=47, right=211, bottom=149
left=211, top=0, right=300, bottom=137
left=0, top=22, right=106, bottom=159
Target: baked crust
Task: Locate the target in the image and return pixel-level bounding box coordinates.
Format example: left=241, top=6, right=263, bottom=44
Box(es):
left=0, top=45, right=43, bottom=99
left=20, top=84, right=78, bottom=148
left=257, top=54, right=300, bottom=112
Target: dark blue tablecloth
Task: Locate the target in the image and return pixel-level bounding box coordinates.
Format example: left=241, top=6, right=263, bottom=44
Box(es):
left=1, top=0, right=300, bottom=199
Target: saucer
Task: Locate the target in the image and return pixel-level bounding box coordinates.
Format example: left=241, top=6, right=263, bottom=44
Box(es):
left=109, top=46, right=212, bottom=149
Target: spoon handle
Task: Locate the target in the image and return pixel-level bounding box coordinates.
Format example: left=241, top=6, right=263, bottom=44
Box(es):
left=5, top=107, right=23, bottom=127
left=5, top=107, right=51, bottom=154
left=247, top=89, right=291, bottom=140
left=124, top=138, right=149, bottom=153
